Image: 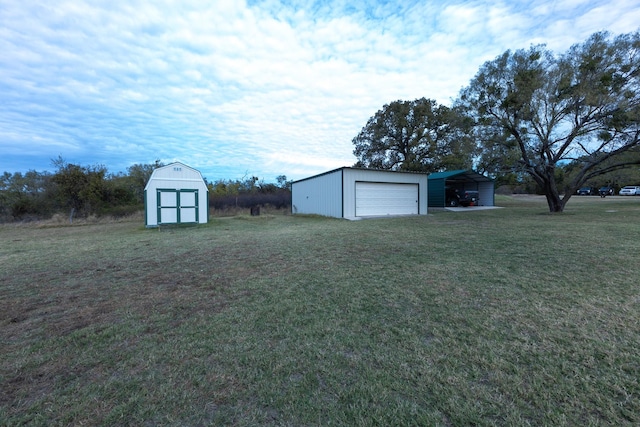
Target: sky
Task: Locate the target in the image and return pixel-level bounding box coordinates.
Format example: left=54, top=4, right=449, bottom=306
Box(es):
left=1, top=0, right=639, bottom=183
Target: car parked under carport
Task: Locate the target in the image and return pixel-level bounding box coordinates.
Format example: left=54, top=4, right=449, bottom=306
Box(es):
left=428, top=170, right=494, bottom=208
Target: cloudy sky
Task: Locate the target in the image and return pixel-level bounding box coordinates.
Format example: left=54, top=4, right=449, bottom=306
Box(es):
left=1, top=0, right=639, bottom=182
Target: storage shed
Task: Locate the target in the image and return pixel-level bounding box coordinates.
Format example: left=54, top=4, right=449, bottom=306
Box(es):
left=144, top=162, right=209, bottom=227
left=428, top=170, right=494, bottom=208
left=291, top=167, right=428, bottom=219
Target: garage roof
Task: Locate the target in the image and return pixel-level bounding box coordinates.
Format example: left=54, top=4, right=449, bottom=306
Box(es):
left=429, top=170, right=493, bottom=182
left=292, top=166, right=428, bottom=184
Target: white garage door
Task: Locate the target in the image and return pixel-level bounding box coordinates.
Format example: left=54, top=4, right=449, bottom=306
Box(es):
left=355, top=182, right=419, bottom=216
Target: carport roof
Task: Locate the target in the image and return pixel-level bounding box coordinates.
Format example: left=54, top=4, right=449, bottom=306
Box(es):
left=429, top=170, right=493, bottom=182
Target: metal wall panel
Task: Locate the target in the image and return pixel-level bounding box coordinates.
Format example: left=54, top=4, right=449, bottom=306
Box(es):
left=291, top=169, right=343, bottom=217
left=477, top=181, right=495, bottom=206
left=427, top=178, right=446, bottom=207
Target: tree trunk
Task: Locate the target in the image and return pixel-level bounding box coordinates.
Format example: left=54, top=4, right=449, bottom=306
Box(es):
left=536, top=169, right=566, bottom=213
left=544, top=193, right=565, bottom=213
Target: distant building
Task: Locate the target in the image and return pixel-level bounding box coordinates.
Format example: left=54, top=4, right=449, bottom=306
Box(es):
left=144, top=162, right=208, bottom=227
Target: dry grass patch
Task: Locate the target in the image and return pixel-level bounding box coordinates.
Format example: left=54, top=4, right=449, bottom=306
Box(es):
left=1, top=197, right=639, bottom=425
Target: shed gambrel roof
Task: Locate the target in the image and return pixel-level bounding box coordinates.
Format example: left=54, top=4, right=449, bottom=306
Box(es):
left=428, top=170, right=493, bottom=182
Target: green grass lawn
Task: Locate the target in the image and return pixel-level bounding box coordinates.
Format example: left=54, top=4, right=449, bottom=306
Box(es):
left=1, top=195, right=639, bottom=426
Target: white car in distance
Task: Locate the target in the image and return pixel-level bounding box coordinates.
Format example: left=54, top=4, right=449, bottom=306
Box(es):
left=619, top=186, right=640, bottom=195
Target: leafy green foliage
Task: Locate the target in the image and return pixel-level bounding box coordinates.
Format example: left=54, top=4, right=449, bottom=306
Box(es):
left=562, top=146, right=640, bottom=191
left=352, top=98, right=476, bottom=172
left=125, top=160, right=163, bottom=203
left=51, top=159, right=109, bottom=218
left=0, top=170, right=57, bottom=220
left=458, top=31, right=640, bottom=211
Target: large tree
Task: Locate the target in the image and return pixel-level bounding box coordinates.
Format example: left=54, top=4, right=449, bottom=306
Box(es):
left=126, top=160, right=163, bottom=203
left=458, top=31, right=640, bottom=212
left=352, top=98, right=475, bottom=173
left=51, top=158, right=109, bottom=220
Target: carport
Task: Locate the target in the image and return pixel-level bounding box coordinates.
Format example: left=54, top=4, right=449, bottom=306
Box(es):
left=428, top=170, right=494, bottom=208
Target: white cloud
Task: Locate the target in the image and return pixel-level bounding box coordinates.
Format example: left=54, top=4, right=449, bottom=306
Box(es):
left=0, top=0, right=638, bottom=181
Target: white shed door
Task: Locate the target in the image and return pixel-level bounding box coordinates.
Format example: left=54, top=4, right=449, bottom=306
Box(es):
left=179, top=191, right=197, bottom=223
left=157, top=189, right=199, bottom=224
left=355, top=182, right=419, bottom=216
left=159, top=191, right=178, bottom=224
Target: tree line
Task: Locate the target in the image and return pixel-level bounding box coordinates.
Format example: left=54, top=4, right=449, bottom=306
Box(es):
left=353, top=30, right=640, bottom=212
left=0, top=158, right=291, bottom=223
left=208, top=174, right=291, bottom=211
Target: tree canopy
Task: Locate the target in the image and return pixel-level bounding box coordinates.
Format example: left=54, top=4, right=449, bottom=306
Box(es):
left=352, top=98, right=476, bottom=173
left=458, top=31, right=640, bottom=212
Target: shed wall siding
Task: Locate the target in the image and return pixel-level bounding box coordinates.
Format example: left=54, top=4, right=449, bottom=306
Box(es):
left=291, top=169, right=343, bottom=217
left=151, top=164, right=202, bottom=181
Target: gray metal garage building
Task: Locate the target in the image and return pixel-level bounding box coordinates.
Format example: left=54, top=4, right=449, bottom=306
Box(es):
left=291, top=167, right=428, bottom=219
left=427, top=170, right=494, bottom=208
